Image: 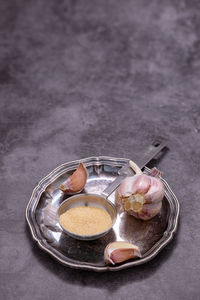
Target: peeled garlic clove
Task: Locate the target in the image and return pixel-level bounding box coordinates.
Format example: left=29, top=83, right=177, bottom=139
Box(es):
left=104, top=241, right=141, bottom=265
left=59, top=163, right=88, bottom=194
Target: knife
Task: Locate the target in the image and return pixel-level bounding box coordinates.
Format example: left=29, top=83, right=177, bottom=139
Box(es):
left=101, top=137, right=168, bottom=199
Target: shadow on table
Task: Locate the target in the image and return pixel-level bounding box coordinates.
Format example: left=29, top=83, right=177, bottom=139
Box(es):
left=25, top=215, right=181, bottom=294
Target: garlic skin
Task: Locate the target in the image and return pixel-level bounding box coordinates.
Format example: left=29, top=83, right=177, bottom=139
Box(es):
left=59, top=163, right=88, bottom=194
left=116, top=162, right=165, bottom=220
left=42, top=202, right=58, bottom=227
left=104, top=241, right=141, bottom=265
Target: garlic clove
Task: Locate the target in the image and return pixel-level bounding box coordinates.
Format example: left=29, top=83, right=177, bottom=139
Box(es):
left=59, top=163, right=88, bottom=194
left=104, top=241, right=142, bottom=265
left=129, top=202, right=162, bottom=220
left=144, top=177, right=165, bottom=204
left=133, top=174, right=151, bottom=194
left=117, top=176, right=138, bottom=197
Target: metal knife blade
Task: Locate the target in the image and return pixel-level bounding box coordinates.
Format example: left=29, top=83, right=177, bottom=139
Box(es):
left=101, top=137, right=168, bottom=199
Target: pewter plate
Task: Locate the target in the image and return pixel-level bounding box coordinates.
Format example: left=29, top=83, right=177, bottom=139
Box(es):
left=26, top=156, right=179, bottom=272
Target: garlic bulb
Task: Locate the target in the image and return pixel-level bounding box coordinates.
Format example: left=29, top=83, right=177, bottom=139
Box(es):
left=104, top=241, right=141, bottom=265
left=116, top=161, right=165, bottom=220
left=59, top=163, right=88, bottom=194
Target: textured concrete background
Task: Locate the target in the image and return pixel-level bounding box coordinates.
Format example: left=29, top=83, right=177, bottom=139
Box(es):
left=0, top=0, right=200, bottom=299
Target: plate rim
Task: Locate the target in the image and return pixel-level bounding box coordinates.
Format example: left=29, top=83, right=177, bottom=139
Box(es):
left=26, top=156, right=180, bottom=272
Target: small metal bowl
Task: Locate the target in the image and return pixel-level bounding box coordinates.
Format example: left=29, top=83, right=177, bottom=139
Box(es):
left=57, top=194, right=117, bottom=241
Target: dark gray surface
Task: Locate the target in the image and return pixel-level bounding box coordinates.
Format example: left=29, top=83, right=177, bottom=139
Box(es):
left=0, top=0, right=199, bottom=299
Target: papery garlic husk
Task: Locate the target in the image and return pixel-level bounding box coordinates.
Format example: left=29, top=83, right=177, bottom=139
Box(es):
left=116, top=162, right=165, bottom=220
left=104, top=241, right=142, bottom=265
left=59, top=163, right=88, bottom=194
left=42, top=202, right=58, bottom=227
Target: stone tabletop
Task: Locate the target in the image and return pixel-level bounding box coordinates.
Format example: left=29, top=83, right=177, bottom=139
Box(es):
left=0, top=1, right=200, bottom=299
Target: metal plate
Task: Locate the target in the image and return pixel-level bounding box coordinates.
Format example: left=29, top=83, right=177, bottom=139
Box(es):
left=26, top=156, right=179, bottom=272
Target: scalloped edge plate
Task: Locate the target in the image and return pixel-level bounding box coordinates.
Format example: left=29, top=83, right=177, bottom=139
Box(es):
left=26, top=156, right=179, bottom=272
